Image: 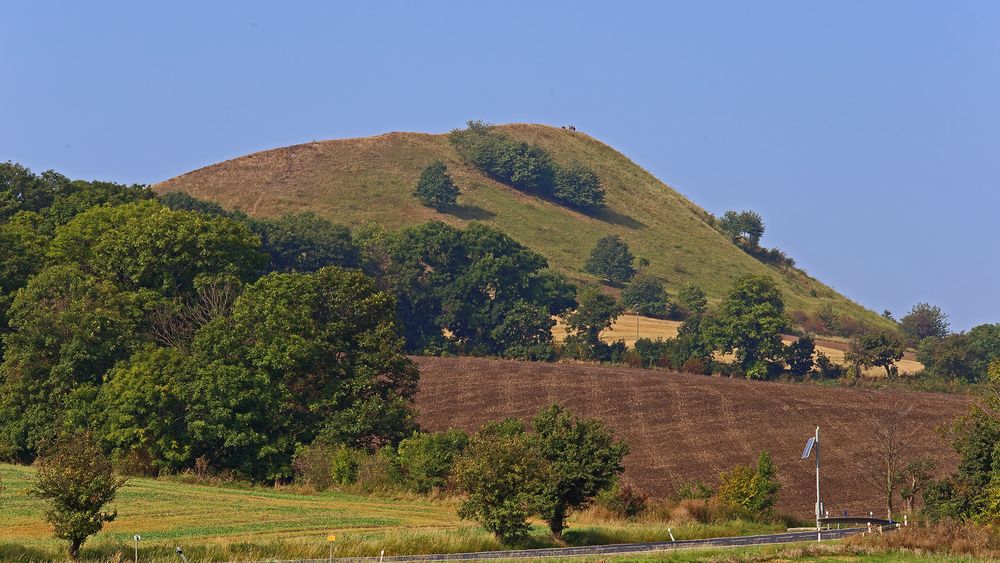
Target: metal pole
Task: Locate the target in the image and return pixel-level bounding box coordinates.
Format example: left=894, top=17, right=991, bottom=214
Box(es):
left=815, top=426, right=821, bottom=538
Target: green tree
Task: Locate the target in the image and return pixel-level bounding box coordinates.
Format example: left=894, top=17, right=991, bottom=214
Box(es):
left=0, top=265, right=140, bottom=461
left=676, top=283, right=708, bottom=318
left=717, top=451, right=781, bottom=518
left=552, top=163, right=605, bottom=209
left=0, top=162, right=70, bottom=216
left=916, top=334, right=980, bottom=382
left=450, top=122, right=556, bottom=195
left=968, top=324, right=1000, bottom=380
left=531, top=405, right=628, bottom=539
left=412, top=161, right=460, bottom=209
left=252, top=212, right=359, bottom=272
left=900, top=302, right=949, bottom=342
left=453, top=420, right=551, bottom=544
left=397, top=430, right=469, bottom=493
left=704, top=275, right=789, bottom=377
left=785, top=335, right=816, bottom=377
left=584, top=234, right=636, bottom=284
left=846, top=329, right=905, bottom=378
left=719, top=210, right=765, bottom=248
left=620, top=274, right=669, bottom=317
left=31, top=431, right=126, bottom=559
left=563, top=284, right=623, bottom=361
left=0, top=211, right=51, bottom=360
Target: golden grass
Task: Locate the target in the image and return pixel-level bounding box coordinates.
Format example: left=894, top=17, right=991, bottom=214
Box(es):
left=154, top=123, right=894, bottom=336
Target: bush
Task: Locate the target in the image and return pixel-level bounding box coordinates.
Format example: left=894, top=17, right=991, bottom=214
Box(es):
left=553, top=163, right=605, bottom=209
left=413, top=161, right=460, bottom=209
left=621, top=274, right=669, bottom=317
left=331, top=444, right=364, bottom=486
left=633, top=338, right=672, bottom=368
left=449, top=121, right=555, bottom=195
left=350, top=446, right=400, bottom=494
left=584, top=235, right=636, bottom=284
left=681, top=356, right=709, bottom=375
left=814, top=352, right=844, bottom=379
left=716, top=451, right=780, bottom=519
left=397, top=430, right=469, bottom=494
left=292, top=443, right=336, bottom=490
left=676, top=481, right=715, bottom=500
left=597, top=482, right=648, bottom=519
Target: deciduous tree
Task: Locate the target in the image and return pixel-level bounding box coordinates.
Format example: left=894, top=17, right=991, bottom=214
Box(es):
left=584, top=234, right=635, bottom=284
left=704, top=275, right=788, bottom=378
left=412, top=161, right=460, bottom=209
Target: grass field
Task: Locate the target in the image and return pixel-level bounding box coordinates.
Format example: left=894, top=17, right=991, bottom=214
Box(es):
left=554, top=315, right=925, bottom=376
left=0, top=464, right=783, bottom=562
left=154, top=123, right=894, bottom=334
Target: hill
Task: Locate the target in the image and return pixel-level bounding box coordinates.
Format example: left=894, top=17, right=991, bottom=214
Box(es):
left=414, top=356, right=967, bottom=515
left=154, top=124, right=891, bottom=330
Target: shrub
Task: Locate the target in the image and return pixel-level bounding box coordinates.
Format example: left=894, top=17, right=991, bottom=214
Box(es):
left=292, top=443, right=336, bottom=490
left=620, top=274, right=669, bottom=317
left=449, top=121, right=555, bottom=194
left=413, top=161, right=460, bottom=209
left=584, top=235, right=636, bottom=284
left=785, top=335, right=816, bottom=376
left=597, top=482, right=648, bottom=519
left=633, top=338, right=672, bottom=368
left=814, top=352, right=844, bottom=379
left=397, top=430, right=469, bottom=494
left=331, top=444, right=364, bottom=486
left=717, top=451, right=780, bottom=519
left=681, top=356, right=709, bottom=375
left=676, top=481, right=715, bottom=500
left=553, top=163, right=605, bottom=209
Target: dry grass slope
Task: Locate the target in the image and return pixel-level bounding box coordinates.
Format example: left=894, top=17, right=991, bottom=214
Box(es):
left=414, top=356, right=966, bottom=516
left=155, top=124, right=891, bottom=329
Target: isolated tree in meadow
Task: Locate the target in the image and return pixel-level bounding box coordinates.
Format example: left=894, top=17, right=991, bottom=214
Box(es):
left=900, top=302, right=949, bottom=343
left=584, top=234, right=635, bottom=284
left=704, top=275, right=788, bottom=378
left=620, top=273, right=669, bottom=317
left=719, top=210, right=765, bottom=248
left=847, top=329, right=905, bottom=378
left=785, top=335, right=816, bottom=377
left=552, top=163, right=605, bottom=209
left=563, top=284, right=623, bottom=360
left=452, top=420, right=551, bottom=544
left=531, top=405, right=628, bottom=539
left=31, top=432, right=126, bottom=559
left=412, top=161, right=460, bottom=209
left=676, top=283, right=708, bottom=318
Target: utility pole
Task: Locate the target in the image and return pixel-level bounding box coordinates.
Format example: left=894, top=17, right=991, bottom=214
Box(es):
left=801, top=426, right=821, bottom=541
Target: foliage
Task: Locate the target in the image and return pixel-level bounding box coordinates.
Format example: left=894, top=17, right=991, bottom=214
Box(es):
left=716, top=451, right=781, bottom=518
left=900, top=302, right=950, bottom=343
left=366, top=221, right=574, bottom=357
left=0, top=265, right=141, bottom=461
left=620, top=273, right=669, bottom=317
left=703, top=275, right=788, bottom=377
left=584, top=234, right=636, bottom=284
left=158, top=190, right=232, bottom=217
left=397, top=430, right=469, bottom=494
left=718, top=210, right=765, bottom=248
left=251, top=212, right=359, bottom=273
left=552, top=163, right=605, bottom=209
left=31, top=432, right=126, bottom=559
left=785, top=335, right=816, bottom=376
left=531, top=405, right=629, bottom=538
left=917, top=334, right=981, bottom=382
left=452, top=420, right=550, bottom=544
left=412, top=161, right=460, bottom=209
left=633, top=338, right=673, bottom=368
left=676, top=283, right=708, bottom=318
left=562, top=284, right=623, bottom=361
left=846, top=329, right=905, bottom=378
left=814, top=352, right=844, bottom=379
left=291, top=443, right=337, bottom=490
left=449, top=121, right=556, bottom=195
left=597, top=482, right=648, bottom=519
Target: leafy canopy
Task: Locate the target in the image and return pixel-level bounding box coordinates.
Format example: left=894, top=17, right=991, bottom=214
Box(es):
left=704, top=275, right=789, bottom=377
left=584, top=234, right=636, bottom=284
left=412, top=161, right=460, bottom=209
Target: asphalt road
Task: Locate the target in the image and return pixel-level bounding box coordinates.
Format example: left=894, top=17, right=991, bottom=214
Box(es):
left=278, top=527, right=868, bottom=562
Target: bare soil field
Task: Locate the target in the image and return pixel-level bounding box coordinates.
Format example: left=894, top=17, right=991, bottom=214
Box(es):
left=414, top=356, right=966, bottom=517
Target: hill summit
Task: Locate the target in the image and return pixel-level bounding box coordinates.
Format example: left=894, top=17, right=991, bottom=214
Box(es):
left=155, top=123, right=884, bottom=327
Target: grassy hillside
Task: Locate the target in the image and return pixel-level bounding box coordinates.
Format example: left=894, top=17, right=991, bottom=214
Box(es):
left=154, top=124, right=890, bottom=330
left=415, top=356, right=966, bottom=515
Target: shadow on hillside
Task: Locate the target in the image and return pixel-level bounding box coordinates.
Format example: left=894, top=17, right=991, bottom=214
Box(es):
left=442, top=204, right=496, bottom=221
left=590, top=207, right=645, bottom=230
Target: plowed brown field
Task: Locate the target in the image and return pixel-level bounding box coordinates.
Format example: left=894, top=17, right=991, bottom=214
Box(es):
left=414, top=356, right=969, bottom=517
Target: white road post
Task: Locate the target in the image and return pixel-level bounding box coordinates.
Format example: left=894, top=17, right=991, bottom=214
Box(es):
left=133, top=534, right=141, bottom=563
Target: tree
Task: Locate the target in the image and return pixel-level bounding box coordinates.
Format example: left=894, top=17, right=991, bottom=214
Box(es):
left=846, top=329, right=905, bottom=378
left=584, top=234, right=635, bottom=284
left=704, top=275, right=788, bottom=377
left=452, top=420, right=551, bottom=544
left=252, top=212, right=359, bottom=272
left=899, top=459, right=936, bottom=515
left=785, top=335, right=816, bottom=377
left=968, top=323, right=1000, bottom=380
left=412, top=161, right=460, bottom=209
left=900, top=302, right=949, bottom=342
left=531, top=405, right=628, bottom=539
left=917, top=334, right=980, bottom=382
left=717, top=451, right=781, bottom=518
left=552, top=163, right=605, bottom=209
left=449, top=122, right=556, bottom=195
left=676, top=283, right=708, bottom=318
left=562, top=284, right=623, bottom=361
left=397, top=430, right=469, bottom=493
left=620, top=274, right=669, bottom=317
left=31, top=432, right=126, bottom=559
left=859, top=404, right=915, bottom=521
left=719, top=210, right=765, bottom=248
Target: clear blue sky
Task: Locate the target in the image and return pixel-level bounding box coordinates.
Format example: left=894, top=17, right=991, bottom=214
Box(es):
left=3, top=1, right=997, bottom=330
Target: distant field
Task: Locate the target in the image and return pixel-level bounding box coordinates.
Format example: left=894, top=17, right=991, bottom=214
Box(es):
left=554, top=315, right=924, bottom=376
left=415, top=356, right=965, bottom=516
